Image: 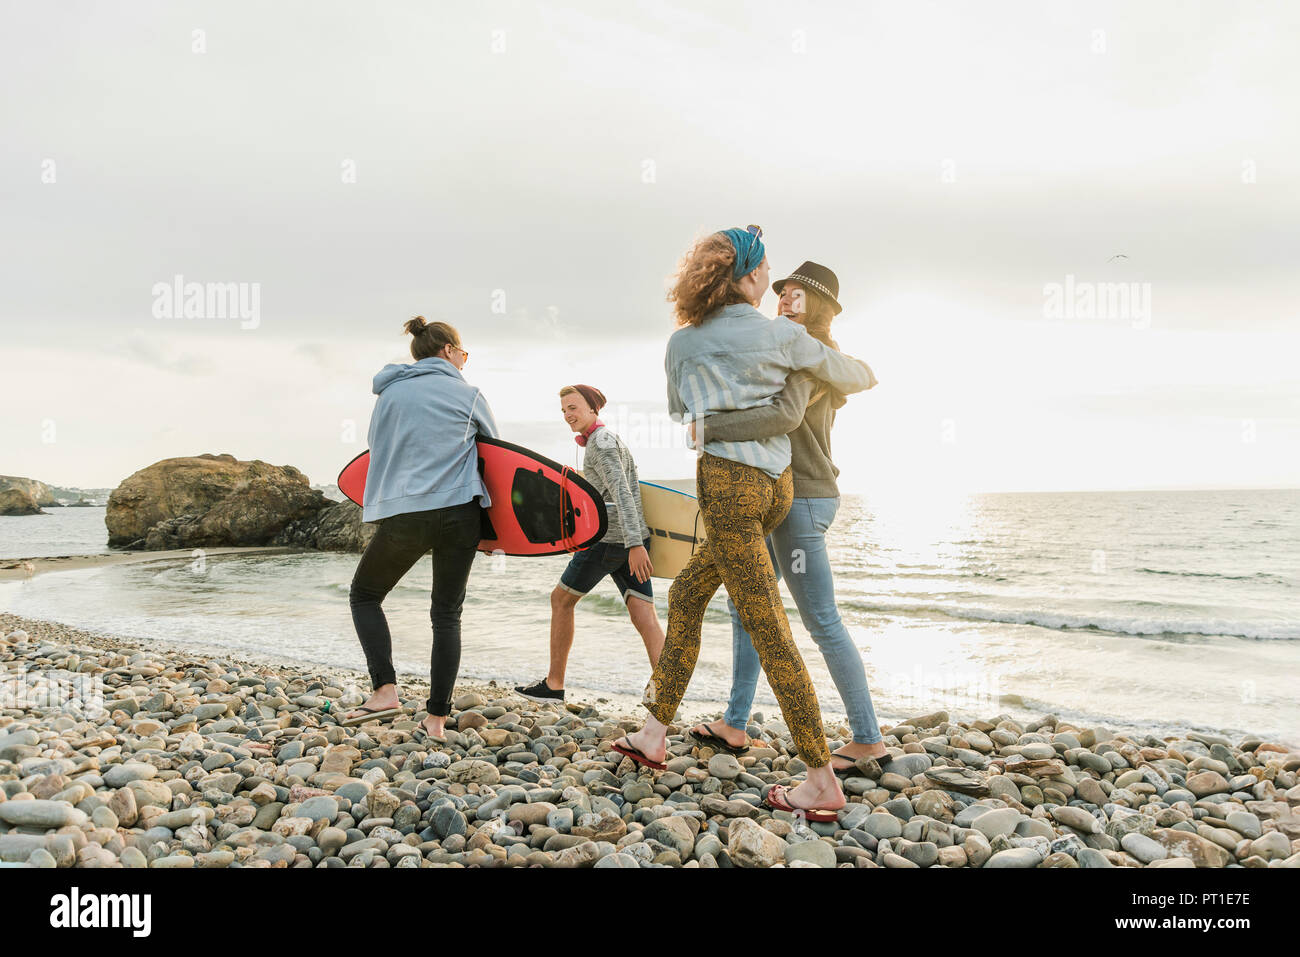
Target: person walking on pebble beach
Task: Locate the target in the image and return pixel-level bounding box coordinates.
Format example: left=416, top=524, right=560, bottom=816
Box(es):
left=343, top=317, right=499, bottom=740
left=685, top=261, right=889, bottom=774
left=515, top=384, right=664, bottom=703
left=612, top=226, right=877, bottom=821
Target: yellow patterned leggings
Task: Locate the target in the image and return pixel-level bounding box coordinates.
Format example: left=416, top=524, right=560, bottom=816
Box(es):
left=642, top=452, right=830, bottom=768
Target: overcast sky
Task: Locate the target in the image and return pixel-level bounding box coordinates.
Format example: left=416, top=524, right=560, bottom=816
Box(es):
left=3, top=1, right=1297, bottom=495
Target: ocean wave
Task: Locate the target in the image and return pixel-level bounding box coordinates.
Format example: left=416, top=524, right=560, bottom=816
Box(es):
left=839, top=598, right=1300, bottom=641
left=1137, top=567, right=1289, bottom=585
left=841, top=569, right=1005, bottom=582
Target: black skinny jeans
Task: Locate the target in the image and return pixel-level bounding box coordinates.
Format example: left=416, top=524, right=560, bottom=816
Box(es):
left=349, top=500, right=481, bottom=716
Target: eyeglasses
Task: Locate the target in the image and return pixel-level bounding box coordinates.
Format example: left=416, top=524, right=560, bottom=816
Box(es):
left=447, top=344, right=469, bottom=362
left=746, top=224, right=763, bottom=240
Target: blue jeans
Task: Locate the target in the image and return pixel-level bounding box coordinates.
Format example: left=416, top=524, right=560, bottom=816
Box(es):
left=724, top=496, right=883, bottom=744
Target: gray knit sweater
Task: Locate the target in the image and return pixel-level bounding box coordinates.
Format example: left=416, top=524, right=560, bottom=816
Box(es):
left=581, top=426, right=650, bottom=548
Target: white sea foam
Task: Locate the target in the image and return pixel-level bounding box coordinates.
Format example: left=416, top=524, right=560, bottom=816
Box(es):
left=842, top=598, right=1300, bottom=641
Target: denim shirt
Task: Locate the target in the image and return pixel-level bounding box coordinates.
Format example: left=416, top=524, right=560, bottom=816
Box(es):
left=665, top=303, right=876, bottom=479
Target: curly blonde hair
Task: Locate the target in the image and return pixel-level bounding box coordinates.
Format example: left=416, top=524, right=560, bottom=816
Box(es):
left=668, top=233, right=752, bottom=327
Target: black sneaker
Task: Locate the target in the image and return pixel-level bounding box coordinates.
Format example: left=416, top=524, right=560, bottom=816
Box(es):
left=515, top=678, right=565, bottom=703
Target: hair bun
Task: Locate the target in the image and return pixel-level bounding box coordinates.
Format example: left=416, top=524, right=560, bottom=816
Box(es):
left=404, top=315, right=428, bottom=336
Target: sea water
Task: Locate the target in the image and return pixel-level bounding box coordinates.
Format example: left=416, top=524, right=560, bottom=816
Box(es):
left=2, top=491, right=1297, bottom=744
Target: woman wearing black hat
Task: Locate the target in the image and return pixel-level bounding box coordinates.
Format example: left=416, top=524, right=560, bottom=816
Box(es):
left=687, top=262, right=890, bottom=776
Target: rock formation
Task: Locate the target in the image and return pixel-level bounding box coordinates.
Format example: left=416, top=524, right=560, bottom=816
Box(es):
left=0, top=488, right=45, bottom=516
left=274, top=500, right=376, bottom=552
left=105, top=453, right=375, bottom=552
left=0, top=476, right=56, bottom=507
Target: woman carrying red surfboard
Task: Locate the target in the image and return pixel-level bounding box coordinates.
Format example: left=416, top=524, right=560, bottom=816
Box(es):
left=611, top=226, right=877, bottom=823
left=516, top=384, right=666, bottom=702
left=342, top=317, right=499, bottom=739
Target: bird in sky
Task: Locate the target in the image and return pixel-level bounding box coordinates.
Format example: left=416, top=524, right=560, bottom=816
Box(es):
left=1107, top=254, right=1128, bottom=262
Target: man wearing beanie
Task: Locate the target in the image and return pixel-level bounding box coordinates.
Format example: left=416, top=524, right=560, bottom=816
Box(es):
left=515, top=384, right=663, bottom=702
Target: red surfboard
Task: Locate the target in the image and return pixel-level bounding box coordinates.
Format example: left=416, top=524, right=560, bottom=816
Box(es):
left=337, top=437, right=607, bottom=556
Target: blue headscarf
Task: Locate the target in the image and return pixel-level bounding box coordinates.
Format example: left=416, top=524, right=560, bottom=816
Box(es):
left=719, top=227, right=765, bottom=280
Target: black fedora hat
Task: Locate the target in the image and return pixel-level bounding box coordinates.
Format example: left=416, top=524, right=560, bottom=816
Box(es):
left=773, top=261, right=842, bottom=315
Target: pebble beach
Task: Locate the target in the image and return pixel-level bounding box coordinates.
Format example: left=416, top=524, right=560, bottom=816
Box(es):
left=2, top=611, right=1298, bottom=870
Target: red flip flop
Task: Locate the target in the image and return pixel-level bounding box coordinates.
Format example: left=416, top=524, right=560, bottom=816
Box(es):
left=764, top=784, right=840, bottom=823
left=610, top=736, right=667, bottom=771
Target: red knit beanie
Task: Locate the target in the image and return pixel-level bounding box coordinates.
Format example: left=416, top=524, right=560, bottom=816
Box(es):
left=570, top=384, right=607, bottom=413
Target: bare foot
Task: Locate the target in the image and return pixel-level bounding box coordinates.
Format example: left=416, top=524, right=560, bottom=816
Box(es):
left=418, top=715, right=446, bottom=738
left=829, top=740, right=891, bottom=769
left=623, top=726, right=667, bottom=765
left=785, top=776, right=847, bottom=813
left=342, top=686, right=400, bottom=723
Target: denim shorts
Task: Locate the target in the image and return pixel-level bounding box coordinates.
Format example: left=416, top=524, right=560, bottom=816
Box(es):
left=559, top=537, right=654, bottom=604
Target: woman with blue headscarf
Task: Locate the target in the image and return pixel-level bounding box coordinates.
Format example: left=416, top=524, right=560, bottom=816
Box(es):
left=611, top=227, right=877, bottom=821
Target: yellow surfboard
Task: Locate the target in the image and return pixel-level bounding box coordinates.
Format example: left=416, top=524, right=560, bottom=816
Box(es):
left=639, top=480, right=706, bottom=580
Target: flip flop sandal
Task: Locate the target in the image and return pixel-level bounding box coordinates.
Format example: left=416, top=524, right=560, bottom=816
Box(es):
left=689, top=725, right=750, bottom=756
left=764, top=784, right=840, bottom=823
left=610, top=736, right=667, bottom=771
left=830, top=755, right=861, bottom=777
left=339, top=705, right=403, bottom=727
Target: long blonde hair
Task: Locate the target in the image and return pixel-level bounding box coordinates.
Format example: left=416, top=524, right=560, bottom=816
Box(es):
left=789, top=285, right=840, bottom=407
left=798, top=286, right=839, bottom=351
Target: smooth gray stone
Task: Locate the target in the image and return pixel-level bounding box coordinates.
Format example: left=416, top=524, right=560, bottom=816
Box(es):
left=859, top=814, right=903, bottom=840
left=1078, top=847, right=1114, bottom=868
left=882, top=797, right=914, bottom=820
left=694, top=833, right=723, bottom=860
left=1121, top=832, right=1167, bottom=863
left=1076, top=752, right=1112, bottom=774
left=881, top=753, right=932, bottom=778
left=431, top=805, right=468, bottom=839
left=0, top=800, right=89, bottom=829
left=785, top=840, right=837, bottom=868
left=972, top=808, right=1022, bottom=840
left=594, top=852, right=640, bottom=868
left=546, top=807, right=574, bottom=832
left=298, top=796, right=340, bottom=822
left=1020, top=743, right=1056, bottom=760
left=1225, top=811, right=1262, bottom=840
left=0, top=834, right=47, bottom=863
left=898, top=840, right=939, bottom=868
left=837, top=803, right=873, bottom=830
left=984, top=847, right=1044, bottom=868
left=846, top=829, right=878, bottom=851
left=951, top=748, right=989, bottom=769
left=954, top=803, right=998, bottom=828
left=102, top=762, right=157, bottom=787
left=1015, top=817, right=1054, bottom=840
left=154, top=808, right=213, bottom=830
left=335, top=782, right=372, bottom=804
